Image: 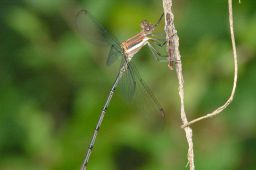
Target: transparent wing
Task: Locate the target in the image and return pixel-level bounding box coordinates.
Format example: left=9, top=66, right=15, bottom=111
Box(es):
left=107, top=45, right=123, bottom=66
left=128, top=61, right=165, bottom=119
left=119, top=59, right=136, bottom=100
left=76, top=9, right=122, bottom=64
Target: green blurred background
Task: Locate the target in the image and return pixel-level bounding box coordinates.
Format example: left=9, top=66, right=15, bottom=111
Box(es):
left=0, top=0, right=255, bottom=169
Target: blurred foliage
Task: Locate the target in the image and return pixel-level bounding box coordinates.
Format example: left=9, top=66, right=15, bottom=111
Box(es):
left=0, top=0, right=256, bottom=170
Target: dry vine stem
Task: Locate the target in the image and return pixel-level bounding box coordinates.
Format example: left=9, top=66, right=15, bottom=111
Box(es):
left=181, top=0, right=238, bottom=128
left=162, top=0, right=195, bottom=169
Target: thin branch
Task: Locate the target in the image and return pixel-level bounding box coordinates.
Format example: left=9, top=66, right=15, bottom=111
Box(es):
left=181, top=0, right=238, bottom=128
left=162, top=0, right=195, bottom=169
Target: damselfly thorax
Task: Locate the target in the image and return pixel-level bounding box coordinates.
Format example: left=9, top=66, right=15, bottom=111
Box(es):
left=121, top=20, right=155, bottom=59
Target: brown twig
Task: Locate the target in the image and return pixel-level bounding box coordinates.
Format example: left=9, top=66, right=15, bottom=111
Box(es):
left=181, top=0, right=238, bottom=128
left=162, top=0, right=195, bottom=169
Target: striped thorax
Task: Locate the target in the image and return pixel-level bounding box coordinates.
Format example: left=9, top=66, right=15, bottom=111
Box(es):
left=121, top=20, right=155, bottom=59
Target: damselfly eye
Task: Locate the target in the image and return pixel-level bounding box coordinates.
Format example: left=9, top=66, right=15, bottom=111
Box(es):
left=141, top=20, right=149, bottom=28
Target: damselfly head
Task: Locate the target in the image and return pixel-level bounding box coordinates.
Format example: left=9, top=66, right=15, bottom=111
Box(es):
left=140, top=20, right=154, bottom=35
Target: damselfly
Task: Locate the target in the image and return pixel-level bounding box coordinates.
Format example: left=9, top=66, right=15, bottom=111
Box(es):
left=76, top=9, right=167, bottom=170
